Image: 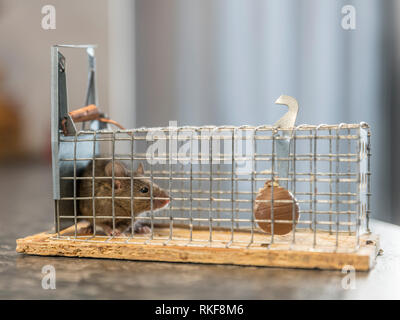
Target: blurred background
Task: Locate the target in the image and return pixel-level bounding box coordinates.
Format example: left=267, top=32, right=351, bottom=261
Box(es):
left=0, top=0, right=399, bottom=225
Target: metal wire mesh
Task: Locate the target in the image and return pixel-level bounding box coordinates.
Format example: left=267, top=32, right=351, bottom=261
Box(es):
left=53, top=122, right=371, bottom=252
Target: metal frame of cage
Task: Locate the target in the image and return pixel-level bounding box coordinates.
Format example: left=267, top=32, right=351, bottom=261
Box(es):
left=51, top=45, right=371, bottom=254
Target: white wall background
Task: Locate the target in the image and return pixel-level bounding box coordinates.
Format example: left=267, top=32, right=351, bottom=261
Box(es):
left=0, top=0, right=109, bottom=156
left=135, top=0, right=393, bottom=223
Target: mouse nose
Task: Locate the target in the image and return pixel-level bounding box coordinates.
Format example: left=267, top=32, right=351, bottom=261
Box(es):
left=155, top=190, right=170, bottom=207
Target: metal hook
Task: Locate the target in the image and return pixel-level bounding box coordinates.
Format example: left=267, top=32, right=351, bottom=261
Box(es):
left=272, top=95, right=299, bottom=189
left=273, top=95, right=299, bottom=129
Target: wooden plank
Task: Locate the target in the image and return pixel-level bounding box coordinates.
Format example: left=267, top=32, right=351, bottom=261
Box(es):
left=16, top=226, right=380, bottom=271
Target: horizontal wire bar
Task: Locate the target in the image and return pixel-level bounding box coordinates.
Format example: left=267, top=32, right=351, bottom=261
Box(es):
left=58, top=196, right=359, bottom=205
left=59, top=215, right=358, bottom=227
left=59, top=170, right=361, bottom=179
left=59, top=176, right=360, bottom=183
left=59, top=207, right=358, bottom=215
left=70, top=123, right=368, bottom=133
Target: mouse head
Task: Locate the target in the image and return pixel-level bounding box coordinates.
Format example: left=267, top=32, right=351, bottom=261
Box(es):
left=104, top=161, right=169, bottom=214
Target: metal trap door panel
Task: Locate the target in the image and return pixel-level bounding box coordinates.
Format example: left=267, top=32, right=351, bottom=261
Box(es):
left=51, top=45, right=107, bottom=229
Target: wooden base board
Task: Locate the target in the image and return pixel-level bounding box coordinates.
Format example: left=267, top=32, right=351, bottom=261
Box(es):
left=16, top=226, right=380, bottom=271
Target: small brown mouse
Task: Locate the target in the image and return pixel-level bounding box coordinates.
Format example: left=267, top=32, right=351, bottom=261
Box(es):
left=78, top=159, right=169, bottom=236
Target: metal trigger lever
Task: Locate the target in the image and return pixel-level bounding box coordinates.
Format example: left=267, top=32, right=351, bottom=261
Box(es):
left=272, top=95, right=299, bottom=189
left=274, top=95, right=299, bottom=129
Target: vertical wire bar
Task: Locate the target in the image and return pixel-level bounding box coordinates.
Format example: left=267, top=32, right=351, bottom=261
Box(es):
left=366, top=130, right=371, bottom=232
left=130, top=131, right=135, bottom=238
left=235, top=131, right=239, bottom=229
left=198, top=130, right=203, bottom=229
left=328, top=129, right=333, bottom=234
left=167, top=129, right=173, bottom=242
left=270, top=130, right=275, bottom=244
left=111, top=132, right=116, bottom=236
left=168, top=128, right=178, bottom=242
left=313, top=128, right=318, bottom=248
left=179, top=135, right=185, bottom=234
left=356, top=126, right=362, bottom=248
left=216, top=161, right=221, bottom=228
left=208, top=130, right=213, bottom=244
left=189, top=129, right=194, bottom=242
left=309, top=129, right=313, bottom=230
left=228, top=129, right=235, bottom=246
left=73, top=133, right=78, bottom=238
left=335, top=126, right=341, bottom=249
left=248, top=128, right=256, bottom=248
left=292, top=129, right=297, bottom=244
left=215, top=129, right=221, bottom=229
left=178, top=130, right=183, bottom=234
left=91, top=131, right=97, bottom=237
left=56, top=200, right=60, bottom=237
left=149, top=133, right=155, bottom=241
left=346, top=128, right=351, bottom=234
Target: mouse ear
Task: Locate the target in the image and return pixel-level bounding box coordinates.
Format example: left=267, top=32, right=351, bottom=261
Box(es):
left=136, top=162, right=144, bottom=175
left=104, top=161, right=127, bottom=177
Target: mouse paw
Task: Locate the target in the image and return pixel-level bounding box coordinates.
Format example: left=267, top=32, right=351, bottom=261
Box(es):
left=138, top=225, right=151, bottom=234
left=133, top=221, right=152, bottom=234
left=111, top=229, right=123, bottom=237
left=79, top=225, right=93, bottom=235
left=102, top=225, right=125, bottom=237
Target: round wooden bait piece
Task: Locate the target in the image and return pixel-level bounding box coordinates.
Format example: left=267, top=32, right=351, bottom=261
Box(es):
left=254, top=180, right=299, bottom=235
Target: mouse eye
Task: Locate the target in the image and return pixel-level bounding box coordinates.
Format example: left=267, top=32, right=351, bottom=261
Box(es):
left=140, top=186, right=149, bottom=193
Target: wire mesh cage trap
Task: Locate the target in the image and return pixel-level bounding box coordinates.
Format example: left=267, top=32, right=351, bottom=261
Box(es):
left=16, top=45, right=379, bottom=271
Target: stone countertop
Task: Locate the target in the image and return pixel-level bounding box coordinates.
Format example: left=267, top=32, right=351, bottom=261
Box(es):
left=1, top=163, right=399, bottom=299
